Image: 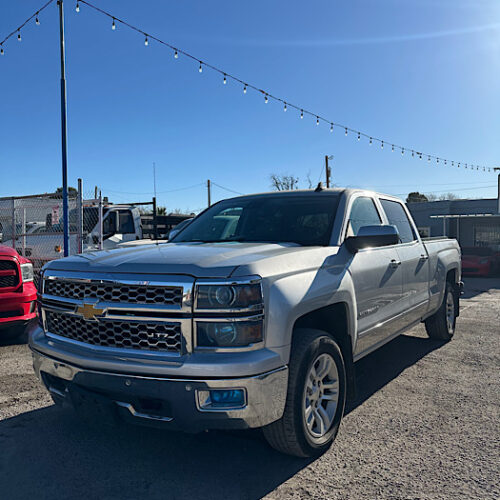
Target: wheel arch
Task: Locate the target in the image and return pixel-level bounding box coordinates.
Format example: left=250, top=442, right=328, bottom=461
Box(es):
left=292, top=302, right=357, bottom=401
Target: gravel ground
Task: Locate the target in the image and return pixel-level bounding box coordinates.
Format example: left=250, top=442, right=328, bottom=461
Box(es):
left=0, top=277, right=498, bottom=500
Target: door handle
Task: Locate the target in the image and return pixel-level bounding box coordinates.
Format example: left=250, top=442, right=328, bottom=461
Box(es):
left=390, top=259, right=401, bottom=268
left=420, top=254, right=429, bottom=261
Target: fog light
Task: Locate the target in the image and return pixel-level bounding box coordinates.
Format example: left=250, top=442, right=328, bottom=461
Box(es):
left=197, top=388, right=246, bottom=410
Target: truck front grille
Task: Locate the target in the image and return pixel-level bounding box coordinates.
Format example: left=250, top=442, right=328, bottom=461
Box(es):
left=0, top=260, right=19, bottom=288
left=44, top=279, right=183, bottom=306
left=45, top=311, right=182, bottom=352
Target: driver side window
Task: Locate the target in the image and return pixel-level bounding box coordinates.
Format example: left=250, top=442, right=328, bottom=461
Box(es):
left=346, top=197, right=382, bottom=237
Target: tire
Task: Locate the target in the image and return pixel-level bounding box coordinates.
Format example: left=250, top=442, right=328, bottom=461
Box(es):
left=263, top=328, right=346, bottom=457
left=425, top=281, right=457, bottom=341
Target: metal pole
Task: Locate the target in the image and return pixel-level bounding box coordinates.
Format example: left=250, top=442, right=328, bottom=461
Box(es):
left=10, top=198, right=15, bottom=249
left=207, top=179, right=211, bottom=207
left=58, top=1, right=70, bottom=257
left=325, top=156, right=330, bottom=188
left=77, top=178, right=83, bottom=253
left=22, top=208, right=26, bottom=257
left=152, top=196, right=158, bottom=240
left=98, top=191, right=103, bottom=250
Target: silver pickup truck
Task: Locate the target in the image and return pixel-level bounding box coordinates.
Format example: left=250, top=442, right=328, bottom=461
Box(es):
left=30, top=188, right=462, bottom=457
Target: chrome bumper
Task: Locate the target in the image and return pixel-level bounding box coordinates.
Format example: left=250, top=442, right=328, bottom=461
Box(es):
left=32, top=349, right=288, bottom=430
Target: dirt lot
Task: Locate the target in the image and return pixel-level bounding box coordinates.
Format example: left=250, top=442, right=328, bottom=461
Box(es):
left=0, top=277, right=498, bottom=500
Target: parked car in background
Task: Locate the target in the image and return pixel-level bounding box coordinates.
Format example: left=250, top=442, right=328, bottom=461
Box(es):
left=461, top=247, right=497, bottom=277
left=0, top=244, right=37, bottom=340
left=31, top=188, right=462, bottom=457
left=167, top=217, right=193, bottom=240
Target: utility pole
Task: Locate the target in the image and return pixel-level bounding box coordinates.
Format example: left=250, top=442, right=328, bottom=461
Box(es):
left=494, top=167, right=500, bottom=214
left=153, top=162, right=157, bottom=200
left=207, top=179, right=211, bottom=207
left=325, top=155, right=333, bottom=188
left=58, top=0, right=70, bottom=256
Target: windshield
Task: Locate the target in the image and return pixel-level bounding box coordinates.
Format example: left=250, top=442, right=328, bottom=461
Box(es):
left=172, top=194, right=340, bottom=246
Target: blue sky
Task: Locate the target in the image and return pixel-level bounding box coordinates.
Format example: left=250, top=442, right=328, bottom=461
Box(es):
left=1, top=0, right=499, bottom=212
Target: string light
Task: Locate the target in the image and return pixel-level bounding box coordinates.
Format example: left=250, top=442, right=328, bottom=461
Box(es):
left=2, top=0, right=487, bottom=176
left=411, top=150, right=414, bottom=157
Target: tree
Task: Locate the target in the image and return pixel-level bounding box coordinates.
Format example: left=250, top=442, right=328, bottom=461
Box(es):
left=55, top=186, right=78, bottom=197
left=406, top=192, right=428, bottom=203
left=270, top=174, right=300, bottom=191
left=156, top=206, right=167, bottom=215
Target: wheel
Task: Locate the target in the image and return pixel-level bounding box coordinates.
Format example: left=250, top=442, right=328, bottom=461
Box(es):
left=425, top=281, right=457, bottom=341
left=263, top=328, right=346, bottom=457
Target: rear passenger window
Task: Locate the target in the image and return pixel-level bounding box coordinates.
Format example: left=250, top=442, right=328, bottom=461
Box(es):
left=380, top=199, right=416, bottom=244
left=347, top=197, right=382, bottom=236
left=118, top=211, right=135, bottom=234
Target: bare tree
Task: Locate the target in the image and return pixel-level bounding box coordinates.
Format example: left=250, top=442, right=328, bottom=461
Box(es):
left=270, top=174, right=300, bottom=191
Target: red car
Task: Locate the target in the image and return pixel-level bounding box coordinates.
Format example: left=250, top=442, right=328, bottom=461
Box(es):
left=461, top=247, right=497, bottom=277
left=0, top=244, right=37, bottom=339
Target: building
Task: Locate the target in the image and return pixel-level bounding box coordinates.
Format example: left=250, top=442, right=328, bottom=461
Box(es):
left=407, top=197, right=500, bottom=250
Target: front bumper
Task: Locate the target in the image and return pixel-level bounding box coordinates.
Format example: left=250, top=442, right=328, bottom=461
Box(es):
left=0, top=282, right=37, bottom=329
left=32, top=349, right=288, bottom=431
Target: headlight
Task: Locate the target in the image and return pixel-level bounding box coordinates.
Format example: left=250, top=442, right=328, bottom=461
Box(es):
left=196, top=283, right=262, bottom=310
left=20, top=263, right=34, bottom=282
left=196, top=319, right=263, bottom=348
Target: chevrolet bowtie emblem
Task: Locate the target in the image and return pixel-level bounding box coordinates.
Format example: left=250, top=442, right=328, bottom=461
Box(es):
left=76, top=302, right=105, bottom=321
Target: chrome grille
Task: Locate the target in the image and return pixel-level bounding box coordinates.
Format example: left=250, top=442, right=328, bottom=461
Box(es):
left=44, top=279, right=183, bottom=306
left=45, top=311, right=182, bottom=352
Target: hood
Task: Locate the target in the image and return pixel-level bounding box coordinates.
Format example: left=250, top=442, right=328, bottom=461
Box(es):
left=44, top=241, right=330, bottom=278
left=0, top=244, right=20, bottom=260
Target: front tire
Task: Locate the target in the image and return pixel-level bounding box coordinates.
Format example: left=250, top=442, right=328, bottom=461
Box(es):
left=263, top=329, right=346, bottom=457
left=425, top=282, right=457, bottom=341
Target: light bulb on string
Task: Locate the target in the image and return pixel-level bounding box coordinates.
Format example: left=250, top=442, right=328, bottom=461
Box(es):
left=381, top=141, right=384, bottom=149
left=300, top=110, right=304, bottom=119
left=458, top=163, right=460, bottom=168
left=174, top=49, right=178, bottom=59
left=357, top=132, right=361, bottom=141
left=17, top=31, right=21, bottom=42
left=144, top=35, right=149, bottom=46
left=283, top=102, right=287, bottom=112
left=369, top=137, right=373, bottom=145
left=392, top=145, right=394, bottom=152
left=36, top=13, right=40, bottom=25
left=76, top=2, right=80, bottom=13
left=316, top=117, right=319, bottom=125
left=112, top=19, right=116, bottom=30
left=1, top=47, right=4, bottom=56
left=243, top=84, right=247, bottom=94
left=330, top=123, right=333, bottom=132
left=428, top=156, right=431, bottom=162
left=411, top=150, right=414, bottom=157
left=401, top=148, right=404, bottom=155
left=223, top=74, right=227, bottom=85
left=444, top=160, right=447, bottom=165
left=264, top=94, right=268, bottom=104
left=345, top=128, right=348, bottom=136
left=199, top=61, right=203, bottom=73
left=437, top=158, right=439, bottom=164
left=452, top=161, right=454, bottom=167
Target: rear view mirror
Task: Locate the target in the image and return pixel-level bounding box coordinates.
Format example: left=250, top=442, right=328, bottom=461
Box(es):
left=345, top=225, right=399, bottom=253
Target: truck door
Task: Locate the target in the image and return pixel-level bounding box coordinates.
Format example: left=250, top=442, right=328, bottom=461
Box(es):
left=344, top=196, right=404, bottom=358
left=379, top=199, right=431, bottom=327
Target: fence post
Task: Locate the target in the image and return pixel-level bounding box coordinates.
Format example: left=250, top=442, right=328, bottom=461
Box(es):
left=21, top=208, right=26, bottom=257
left=98, top=191, right=103, bottom=250
left=10, top=198, right=15, bottom=249
left=77, top=178, right=83, bottom=253
left=152, top=197, right=158, bottom=240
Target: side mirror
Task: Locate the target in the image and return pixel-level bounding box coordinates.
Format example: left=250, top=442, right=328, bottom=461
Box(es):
left=345, top=225, right=399, bottom=253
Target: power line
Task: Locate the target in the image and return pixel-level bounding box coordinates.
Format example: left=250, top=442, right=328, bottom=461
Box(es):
left=211, top=182, right=245, bottom=195
left=0, top=0, right=54, bottom=51
left=71, top=0, right=493, bottom=174
left=102, top=182, right=205, bottom=196
left=394, top=184, right=497, bottom=197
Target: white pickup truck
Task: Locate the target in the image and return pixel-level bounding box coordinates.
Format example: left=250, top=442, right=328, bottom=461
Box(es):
left=30, top=188, right=462, bottom=457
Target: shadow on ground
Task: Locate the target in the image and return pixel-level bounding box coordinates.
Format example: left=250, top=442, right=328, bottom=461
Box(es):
left=461, top=276, right=500, bottom=299
left=0, top=333, right=445, bottom=500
